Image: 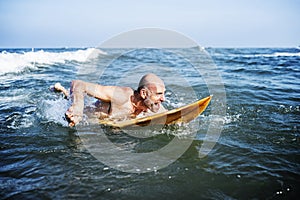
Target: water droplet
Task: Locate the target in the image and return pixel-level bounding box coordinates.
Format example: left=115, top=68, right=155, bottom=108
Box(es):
left=276, top=190, right=283, bottom=195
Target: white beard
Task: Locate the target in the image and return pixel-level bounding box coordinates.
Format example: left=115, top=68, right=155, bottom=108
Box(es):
left=144, top=96, right=160, bottom=113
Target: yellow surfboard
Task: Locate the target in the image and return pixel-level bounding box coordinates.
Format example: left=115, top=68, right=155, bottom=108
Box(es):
left=99, top=95, right=212, bottom=128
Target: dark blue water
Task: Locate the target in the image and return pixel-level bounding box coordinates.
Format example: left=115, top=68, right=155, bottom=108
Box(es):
left=0, top=47, right=299, bottom=199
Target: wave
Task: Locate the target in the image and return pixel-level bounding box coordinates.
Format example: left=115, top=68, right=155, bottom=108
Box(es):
left=0, top=48, right=107, bottom=75
left=213, top=50, right=300, bottom=59
left=236, top=52, right=300, bottom=58
left=271, top=52, right=300, bottom=57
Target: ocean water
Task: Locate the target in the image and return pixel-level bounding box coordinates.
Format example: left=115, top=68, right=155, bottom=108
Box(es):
left=0, top=47, right=299, bottom=199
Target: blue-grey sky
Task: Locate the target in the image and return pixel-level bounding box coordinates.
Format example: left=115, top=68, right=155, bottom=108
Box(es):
left=1, top=0, right=299, bottom=48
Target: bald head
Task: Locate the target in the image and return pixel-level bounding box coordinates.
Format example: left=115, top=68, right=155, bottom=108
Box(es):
left=138, top=73, right=165, bottom=90
left=137, top=73, right=166, bottom=112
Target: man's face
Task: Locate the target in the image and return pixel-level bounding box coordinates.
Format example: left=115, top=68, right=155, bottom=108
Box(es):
left=143, top=84, right=166, bottom=113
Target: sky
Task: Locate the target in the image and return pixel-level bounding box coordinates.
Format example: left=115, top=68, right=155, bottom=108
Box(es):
left=0, top=0, right=300, bottom=48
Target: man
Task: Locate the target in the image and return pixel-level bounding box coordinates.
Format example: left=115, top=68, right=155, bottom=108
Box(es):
left=54, top=73, right=166, bottom=126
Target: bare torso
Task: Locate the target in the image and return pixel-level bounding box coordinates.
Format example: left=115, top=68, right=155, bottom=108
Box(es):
left=90, top=88, right=145, bottom=120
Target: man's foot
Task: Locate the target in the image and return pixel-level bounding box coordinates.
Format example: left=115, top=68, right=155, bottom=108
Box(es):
left=54, top=83, right=69, bottom=98
left=65, top=106, right=83, bottom=127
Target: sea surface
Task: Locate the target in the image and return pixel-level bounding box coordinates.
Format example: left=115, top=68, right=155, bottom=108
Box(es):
left=0, top=47, right=299, bottom=199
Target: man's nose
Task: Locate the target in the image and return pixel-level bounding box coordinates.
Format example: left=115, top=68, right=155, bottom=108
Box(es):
left=160, top=94, right=165, bottom=102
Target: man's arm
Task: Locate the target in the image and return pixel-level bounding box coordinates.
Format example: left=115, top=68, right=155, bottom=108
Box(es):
left=71, top=80, right=133, bottom=101
left=66, top=80, right=132, bottom=126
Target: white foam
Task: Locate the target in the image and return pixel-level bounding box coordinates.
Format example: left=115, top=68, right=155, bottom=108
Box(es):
left=242, top=52, right=300, bottom=58
left=272, top=52, right=300, bottom=57
left=0, top=48, right=107, bottom=75
left=223, top=51, right=300, bottom=59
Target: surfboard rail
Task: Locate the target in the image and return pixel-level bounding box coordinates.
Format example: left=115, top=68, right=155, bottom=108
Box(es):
left=99, top=95, right=212, bottom=128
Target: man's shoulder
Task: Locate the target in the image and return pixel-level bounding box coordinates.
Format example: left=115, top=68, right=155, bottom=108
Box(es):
left=118, top=86, right=134, bottom=94
left=112, top=86, right=134, bottom=99
left=110, top=86, right=134, bottom=104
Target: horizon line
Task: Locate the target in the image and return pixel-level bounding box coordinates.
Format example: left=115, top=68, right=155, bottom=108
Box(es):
left=0, top=45, right=299, bottom=49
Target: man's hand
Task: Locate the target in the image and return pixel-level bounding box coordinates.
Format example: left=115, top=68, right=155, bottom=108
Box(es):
left=65, top=105, right=83, bottom=127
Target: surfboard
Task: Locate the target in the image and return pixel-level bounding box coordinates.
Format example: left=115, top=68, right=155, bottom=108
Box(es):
left=99, top=95, right=212, bottom=128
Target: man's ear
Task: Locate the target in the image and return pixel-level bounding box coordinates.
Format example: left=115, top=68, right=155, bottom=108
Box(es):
left=140, top=88, right=147, bottom=99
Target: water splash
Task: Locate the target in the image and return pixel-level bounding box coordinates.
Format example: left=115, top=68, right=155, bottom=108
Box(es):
left=37, top=98, right=70, bottom=126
